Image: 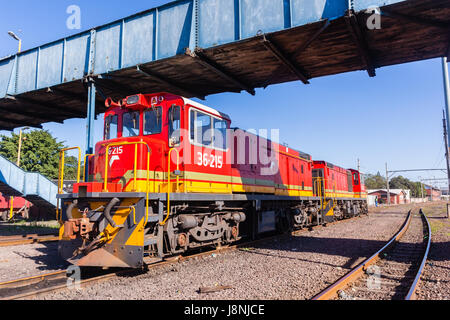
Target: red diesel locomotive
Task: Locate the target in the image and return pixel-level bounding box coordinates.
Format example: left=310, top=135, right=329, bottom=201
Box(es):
left=57, top=92, right=367, bottom=268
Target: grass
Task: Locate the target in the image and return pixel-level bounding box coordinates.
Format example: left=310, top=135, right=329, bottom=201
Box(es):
left=430, top=221, right=444, bottom=235
left=0, top=220, right=59, bottom=236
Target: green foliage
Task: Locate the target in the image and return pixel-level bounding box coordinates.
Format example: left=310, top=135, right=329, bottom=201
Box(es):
left=0, top=130, right=78, bottom=180
left=364, top=172, right=386, bottom=189
left=389, top=176, right=426, bottom=198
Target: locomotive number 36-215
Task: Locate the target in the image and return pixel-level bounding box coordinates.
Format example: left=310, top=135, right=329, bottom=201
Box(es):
left=197, top=152, right=223, bottom=169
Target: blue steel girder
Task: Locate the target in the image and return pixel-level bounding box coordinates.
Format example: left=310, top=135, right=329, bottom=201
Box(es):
left=0, top=0, right=449, bottom=131
left=86, top=81, right=96, bottom=155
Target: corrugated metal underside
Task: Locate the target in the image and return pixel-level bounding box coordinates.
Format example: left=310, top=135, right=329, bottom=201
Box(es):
left=0, top=0, right=449, bottom=130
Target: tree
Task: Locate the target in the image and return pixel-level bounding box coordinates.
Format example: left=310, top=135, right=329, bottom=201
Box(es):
left=0, top=130, right=78, bottom=180
left=364, top=173, right=426, bottom=198
left=364, top=172, right=386, bottom=189
left=390, top=176, right=426, bottom=198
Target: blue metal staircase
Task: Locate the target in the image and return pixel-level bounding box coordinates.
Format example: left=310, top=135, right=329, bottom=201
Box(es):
left=0, top=154, right=58, bottom=210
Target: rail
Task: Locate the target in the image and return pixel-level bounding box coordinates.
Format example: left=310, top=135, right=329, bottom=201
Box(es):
left=0, top=234, right=59, bottom=247
left=311, top=209, right=419, bottom=300
left=57, top=147, right=81, bottom=223
left=161, top=148, right=180, bottom=226
left=405, top=209, right=431, bottom=300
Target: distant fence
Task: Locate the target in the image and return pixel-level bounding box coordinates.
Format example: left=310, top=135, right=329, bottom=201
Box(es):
left=411, top=198, right=429, bottom=204
left=368, top=195, right=429, bottom=207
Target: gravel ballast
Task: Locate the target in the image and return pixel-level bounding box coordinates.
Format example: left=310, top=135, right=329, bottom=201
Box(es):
left=36, top=210, right=409, bottom=300
left=0, top=242, right=68, bottom=282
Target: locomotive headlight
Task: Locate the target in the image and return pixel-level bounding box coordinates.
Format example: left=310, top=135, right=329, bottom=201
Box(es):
left=127, top=95, right=140, bottom=105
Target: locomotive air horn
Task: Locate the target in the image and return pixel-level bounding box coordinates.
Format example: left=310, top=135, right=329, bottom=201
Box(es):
left=105, top=97, right=120, bottom=108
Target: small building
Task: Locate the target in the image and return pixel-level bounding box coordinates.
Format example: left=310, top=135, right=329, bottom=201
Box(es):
left=424, top=185, right=442, bottom=202
left=368, top=189, right=411, bottom=205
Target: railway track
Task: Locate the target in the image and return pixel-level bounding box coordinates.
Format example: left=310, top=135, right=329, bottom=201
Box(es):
left=0, top=214, right=357, bottom=300
left=312, top=208, right=431, bottom=300
left=0, top=234, right=59, bottom=247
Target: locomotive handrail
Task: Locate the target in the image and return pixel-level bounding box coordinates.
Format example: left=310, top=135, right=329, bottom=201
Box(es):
left=82, top=153, right=95, bottom=182
left=57, top=146, right=81, bottom=223
left=161, top=148, right=180, bottom=226
left=130, top=206, right=137, bottom=226
left=103, top=141, right=151, bottom=226
left=58, top=147, right=82, bottom=193
left=103, top=141, right=151, bottom=192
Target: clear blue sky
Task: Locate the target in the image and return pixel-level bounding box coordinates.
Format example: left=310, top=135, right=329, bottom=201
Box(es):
left=0, top=0, right=448, bottom=188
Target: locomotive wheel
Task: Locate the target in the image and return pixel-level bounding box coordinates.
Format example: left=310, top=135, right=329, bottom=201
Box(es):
left=231, top=226, right=239, bottom=240
left=177, top=233, right=188, bottom=247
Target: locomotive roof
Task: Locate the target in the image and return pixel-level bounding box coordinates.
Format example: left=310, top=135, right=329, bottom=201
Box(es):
left=182, top=97, right=231, bottom=121
left=314, top=161, right=351, bottom=173
left=231, top=127, right=311, bottom=161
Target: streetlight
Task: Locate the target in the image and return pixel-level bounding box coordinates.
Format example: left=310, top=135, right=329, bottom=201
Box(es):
left=418, top=176, right=424, bottom=200
left=7, top=31, right=22, bottom=53
left=17, top=127, right=30, bottom=167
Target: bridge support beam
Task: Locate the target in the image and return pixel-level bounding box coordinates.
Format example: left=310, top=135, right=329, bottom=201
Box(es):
left=136, top=65, right=205, bottom=99
left=186, top=48, right=255, bottom=96
left=5, top=95, right=85, bottom=118
left=261, top=35, right=310, bottom=85
left=345, top=10, right=376, bottom=77
left=262, top=19, right=330, bottom=88
left=0, top=117, right=42, bottom=129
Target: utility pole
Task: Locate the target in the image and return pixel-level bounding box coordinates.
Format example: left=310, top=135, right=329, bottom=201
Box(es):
left=421, top=180, right=424, bottom=200
left=386, top=162, right=390, bottom=206
left=442, top=58, right=450, bottom=144
left=442, top=57, right=450, bottom=200
left=357, top=158, right=360, bottom=173
left=443, top=110, right=450, bottom=197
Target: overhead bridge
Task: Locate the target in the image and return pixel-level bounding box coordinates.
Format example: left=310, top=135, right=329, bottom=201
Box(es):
left=0, top=154, right=58, bottom=210
left=0, top=0, right=449, bottom=145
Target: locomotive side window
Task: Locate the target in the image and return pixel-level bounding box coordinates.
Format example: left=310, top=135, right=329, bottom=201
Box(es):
left=190, top=108, right=228, bottom=150
left=169, top=105, right=181, bottom=146
left=353, top=173, right=359, bottom=185
left=213, top=118, right=227, bottom=149
left=144, top=107, right=162, bottom=135
left=104, top=114, right=118, bottom=140
left=122, top=111, right=140, bottom=137
left=190, top=110, right=212, bottom=146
